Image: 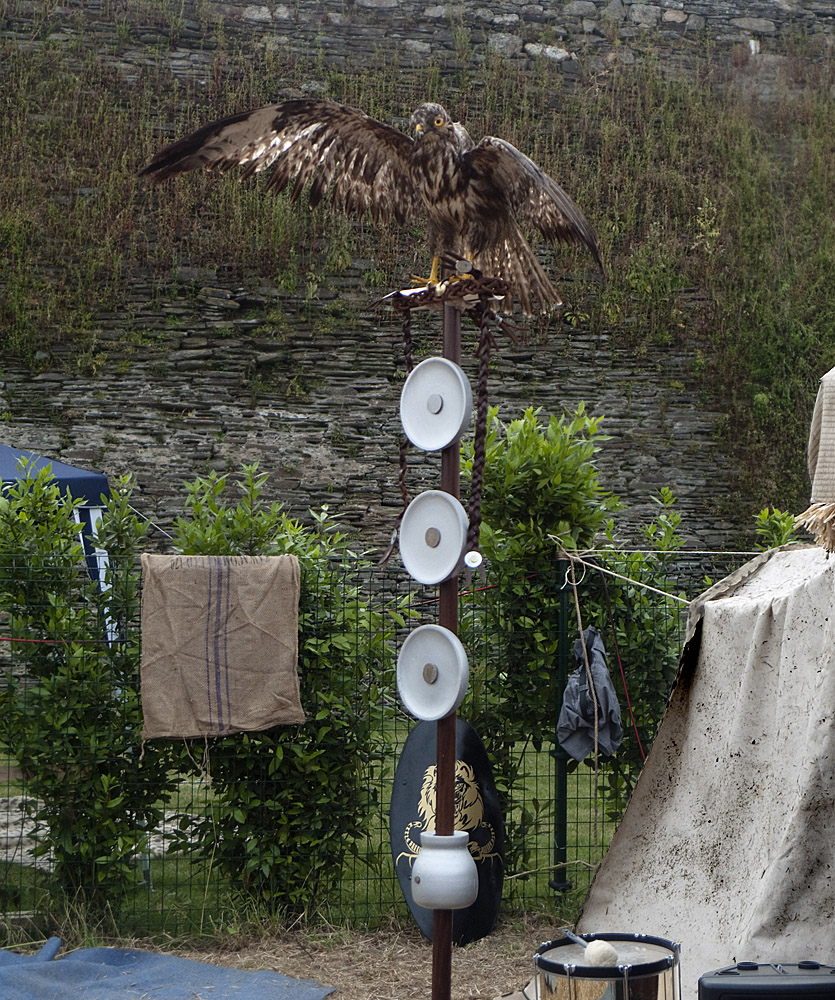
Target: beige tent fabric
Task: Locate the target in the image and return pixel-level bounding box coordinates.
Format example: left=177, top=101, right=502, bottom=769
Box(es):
left=578, top=546, right=835, bottom=998
left=796, top=366, right=835, bottom=551
left=141, top=553, right=304, bottom=739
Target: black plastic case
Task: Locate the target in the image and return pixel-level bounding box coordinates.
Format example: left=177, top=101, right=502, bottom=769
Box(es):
left=700, top=962, right=835, bottom=1000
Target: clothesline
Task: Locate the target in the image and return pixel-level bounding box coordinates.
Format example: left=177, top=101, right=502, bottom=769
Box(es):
left=562, top=554, right=691, bottom=605
left=128, top=504, right=173, bottom=539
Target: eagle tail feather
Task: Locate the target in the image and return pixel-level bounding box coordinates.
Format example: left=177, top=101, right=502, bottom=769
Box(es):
left=476, top=228, right=562, bottom=317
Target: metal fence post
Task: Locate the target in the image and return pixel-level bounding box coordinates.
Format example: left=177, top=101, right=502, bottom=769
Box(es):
left=550, top=558, right=572, bottom=893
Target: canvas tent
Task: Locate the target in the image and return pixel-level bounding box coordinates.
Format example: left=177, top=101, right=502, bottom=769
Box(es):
left=578, top=545, right=835, bottom=997
left=0, top=443, right=111, bottom=585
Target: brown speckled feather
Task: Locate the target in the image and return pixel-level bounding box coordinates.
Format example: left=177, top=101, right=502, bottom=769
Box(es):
left=464, top=137, right=602, bottom=271
left=139, top=98, right=419, bottom=226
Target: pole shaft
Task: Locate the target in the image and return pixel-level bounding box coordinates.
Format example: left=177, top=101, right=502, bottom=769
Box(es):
left=432, top=302, right=462, bottom=1000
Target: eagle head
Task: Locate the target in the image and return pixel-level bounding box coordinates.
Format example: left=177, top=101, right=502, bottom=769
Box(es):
left=411, top=103, right=453, bottom=140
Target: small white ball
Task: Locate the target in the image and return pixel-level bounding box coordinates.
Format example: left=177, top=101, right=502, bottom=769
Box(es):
left=585, top=939, right=619, bottom=967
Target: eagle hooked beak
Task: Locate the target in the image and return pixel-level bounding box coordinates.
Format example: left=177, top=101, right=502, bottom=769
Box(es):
left=414, top=123, right=424, bottom=135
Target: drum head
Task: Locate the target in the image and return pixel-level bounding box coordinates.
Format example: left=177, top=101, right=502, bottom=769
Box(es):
left=397, top=624, right=469, bottom=722
left=399, top=490, right=468, bottom=585
left=535, top=935, right=680, bottom=1000
left=535, top=934, right=679, bottom=979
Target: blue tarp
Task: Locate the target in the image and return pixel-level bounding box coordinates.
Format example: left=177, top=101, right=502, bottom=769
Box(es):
left=0, top=442, right=111, bottom=583
left=0, top=443, right=110, bottom=506
left=0, top=937, right=335, bottom=1000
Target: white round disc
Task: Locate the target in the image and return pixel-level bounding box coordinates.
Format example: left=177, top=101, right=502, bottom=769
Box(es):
left=397, top=625, right=469, bottom=721
left=399, top=490, right=469, bottom=585
left=400, top=358, right=472, bottom=452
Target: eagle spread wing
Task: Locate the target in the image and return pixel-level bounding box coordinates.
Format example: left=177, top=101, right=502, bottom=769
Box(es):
left=139, top=98, right=420, bottom=225
left=140, top=98, right=602, bottom=313
left=465, top=136, right=602, bottom=271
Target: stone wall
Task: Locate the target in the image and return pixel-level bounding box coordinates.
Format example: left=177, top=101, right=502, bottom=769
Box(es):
left=3, top=0, right=829, bottom=551
left=6, top=0, right=832, bottom=89
left=228, top=0, right=834, bottom=73
left=1, top=270, right=737, bottom=550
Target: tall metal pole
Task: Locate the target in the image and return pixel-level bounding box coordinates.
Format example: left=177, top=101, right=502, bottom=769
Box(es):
left=432, top=302, right=462, bottom=1000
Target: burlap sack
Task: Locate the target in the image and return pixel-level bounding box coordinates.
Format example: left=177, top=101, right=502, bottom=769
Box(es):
left=140, top=553, right=304, bottom=739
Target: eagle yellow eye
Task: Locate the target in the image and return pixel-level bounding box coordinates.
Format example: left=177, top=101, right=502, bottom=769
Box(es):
left=434, top=116, right=444, bottom=127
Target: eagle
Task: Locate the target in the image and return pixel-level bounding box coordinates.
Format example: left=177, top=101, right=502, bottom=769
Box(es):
left=139, top=98, right=603, bottom=315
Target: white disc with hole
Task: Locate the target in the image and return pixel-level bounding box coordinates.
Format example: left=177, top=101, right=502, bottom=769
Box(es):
left=397, top=624, right=469, bottom=721
left=399, top=490, right=469, bottom=585
left=400, top=358, right=472, bottom=452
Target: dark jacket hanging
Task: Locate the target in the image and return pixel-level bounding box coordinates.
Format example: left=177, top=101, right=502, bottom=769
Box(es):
left=557, top=625, right=624, bottom=761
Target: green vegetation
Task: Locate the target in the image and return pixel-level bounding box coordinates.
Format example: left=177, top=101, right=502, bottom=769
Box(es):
left=0, top=446, right=709, bottom=938
left=167, top=466, right=392, bottom=918
left=464, top=404, right=618, bottom=557
left=1, top=18, right=833, bottom=509
left=460, top=405, right=616, bottom=873
left=0, top=465, right=178, bottom=919
left=0, top=463, right=393, bottom=933
left=753, top=506, right=799, bottom=549
left=0, top=443, right=749, bottom=941
left=1, top=6, right=828, bottom=936
left=461, top=407, right=685, bottom=879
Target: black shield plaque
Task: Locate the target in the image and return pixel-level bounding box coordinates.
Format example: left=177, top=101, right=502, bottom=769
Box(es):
left=389, top=719, right=504, bottom=944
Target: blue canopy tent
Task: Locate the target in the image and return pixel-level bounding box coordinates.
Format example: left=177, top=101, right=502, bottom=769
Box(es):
left=0, top=443, right=111, bottom=585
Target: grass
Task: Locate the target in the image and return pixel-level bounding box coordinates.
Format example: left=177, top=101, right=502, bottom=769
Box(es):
left=0, top=737, right=615, bottom=941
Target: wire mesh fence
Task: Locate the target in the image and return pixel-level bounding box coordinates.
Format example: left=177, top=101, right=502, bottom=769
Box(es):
left=0, top=549, right=755, bottom=942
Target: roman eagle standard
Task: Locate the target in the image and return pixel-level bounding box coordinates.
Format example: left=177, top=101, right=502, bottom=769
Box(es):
left=140, top=98, right=602, bottom=314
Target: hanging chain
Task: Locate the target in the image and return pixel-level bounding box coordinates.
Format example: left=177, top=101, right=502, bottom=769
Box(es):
left=398, top=308, right=414, bottom=512
left=379, top=309, right=415, bottom=568
left=464, top=295, right=494, bottom=560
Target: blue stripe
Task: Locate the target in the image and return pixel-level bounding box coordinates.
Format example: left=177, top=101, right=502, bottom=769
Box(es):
left=213, top=558, right=225, bottom=732
left=222, top=557, right=232, bottom=731
left=205, top=560, right=215, bottom=728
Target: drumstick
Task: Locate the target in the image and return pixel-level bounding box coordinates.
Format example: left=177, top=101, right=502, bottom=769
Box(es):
left=561, top=930, right=620, bottom=967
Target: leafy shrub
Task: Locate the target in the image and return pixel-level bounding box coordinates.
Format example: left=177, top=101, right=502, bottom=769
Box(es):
left=469, top=404, right=619, bottom=556
left=0, top=465, right=177, bottom=918
left=460, top=405, right=618, bottom=871
left=460, top=410, right=685, bottom=872
left=753, top=507, right=798, bottom=550
left=167, top=465, right=391, bottom=916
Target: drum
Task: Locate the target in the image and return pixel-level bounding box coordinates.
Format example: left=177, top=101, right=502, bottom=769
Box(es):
left=534, top=934, right=681, bottom=1000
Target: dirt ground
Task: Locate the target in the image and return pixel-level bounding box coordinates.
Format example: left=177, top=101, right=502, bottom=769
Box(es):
left=178, top=915, right=559, bottom=1000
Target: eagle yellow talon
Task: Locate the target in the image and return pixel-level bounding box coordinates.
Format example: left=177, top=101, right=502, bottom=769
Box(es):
left=411, top=256, right=441, bottom=286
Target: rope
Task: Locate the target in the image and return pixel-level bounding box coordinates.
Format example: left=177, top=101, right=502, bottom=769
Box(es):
left=561, top=553, right=690, bottom=604
left=377, top=309, right=415, bottom=568
left=127, top=504, right=173, bottom=539
left=561, top=549, right=652, bottom=769
left=597, top=565, right=647, bottom=761
left=464, top=295, right=494, bottom=559
left=398, top=308, right=414, bottom=513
